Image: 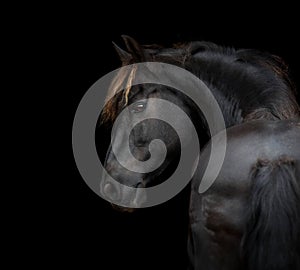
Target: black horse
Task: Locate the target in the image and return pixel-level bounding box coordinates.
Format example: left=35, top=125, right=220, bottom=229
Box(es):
left=96, top=36, right=300, bottom=268
left=189, top=119, right=300, bottom=270
left=96, top=37, right=300, bottom=270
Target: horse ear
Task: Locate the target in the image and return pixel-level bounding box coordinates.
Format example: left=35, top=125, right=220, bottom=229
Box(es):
left=121, top=35, right=146, bottom=61
left=112, top=41, right=132, bottom=63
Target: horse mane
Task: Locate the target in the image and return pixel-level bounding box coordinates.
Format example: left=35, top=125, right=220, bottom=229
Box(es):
left=242, top=156, right=300, bottom=270
left=180, top=41, right=300, bottom=121
left=100, top=40, right=300, bottom=125
left=236, top=49, right=297, bottom=97
left=234, top=49, right=299, bottom=120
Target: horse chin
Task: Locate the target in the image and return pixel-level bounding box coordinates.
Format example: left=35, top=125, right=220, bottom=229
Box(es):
left=111, top=204, right=136, bottom=213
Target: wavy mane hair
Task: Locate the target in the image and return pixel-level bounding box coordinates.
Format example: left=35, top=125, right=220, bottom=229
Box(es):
left=100, top=37, right=299, bottom=125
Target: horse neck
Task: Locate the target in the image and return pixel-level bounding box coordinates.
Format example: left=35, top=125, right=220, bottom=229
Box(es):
left=184, top=83, right=243, bottom=135
left=184, top=53, right=299, bottom=128
left=209, top=87, right=243, bottom=127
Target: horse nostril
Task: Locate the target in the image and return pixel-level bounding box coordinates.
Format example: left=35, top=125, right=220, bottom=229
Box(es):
left=135, top=182, right=144, bottom=188
left=103, top=182, right=119, bottom=202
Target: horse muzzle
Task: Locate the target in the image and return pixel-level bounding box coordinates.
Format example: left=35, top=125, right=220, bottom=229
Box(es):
left=100, top=177, right=147, bottom=210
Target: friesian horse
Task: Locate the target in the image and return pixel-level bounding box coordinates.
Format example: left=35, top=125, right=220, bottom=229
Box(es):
left=96, top=36, right=300, bottom=269
left=97, top=36, right=299, bottom=204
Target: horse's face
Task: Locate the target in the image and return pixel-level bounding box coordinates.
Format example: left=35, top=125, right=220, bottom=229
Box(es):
left=97, top=36, right=203, bottom=210
left=99, top=83, right=191, bottom=209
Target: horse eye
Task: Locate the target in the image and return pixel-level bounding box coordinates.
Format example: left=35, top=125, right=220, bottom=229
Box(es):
left=131, top=101, right=146, bottom=113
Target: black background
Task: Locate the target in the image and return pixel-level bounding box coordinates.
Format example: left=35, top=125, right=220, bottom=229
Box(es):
left=68, top=7, right=299, bottom=269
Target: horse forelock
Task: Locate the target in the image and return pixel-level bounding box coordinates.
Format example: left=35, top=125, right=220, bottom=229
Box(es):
left=101, top=65, right=137, bottom=124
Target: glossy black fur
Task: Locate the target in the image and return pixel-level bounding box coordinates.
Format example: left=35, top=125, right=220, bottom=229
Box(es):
left=98, top=37, right=299, bottom=194
left=189, top=120, right=300, bottom=270
left=109, top=36, right=300, bottom=124
left=97, top=37, right=300, bottom=268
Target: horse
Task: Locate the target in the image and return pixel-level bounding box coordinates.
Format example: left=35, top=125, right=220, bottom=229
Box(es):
left=97, top=36, right=299, bottom=208
left=188, top=119, right=300, bottom=270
